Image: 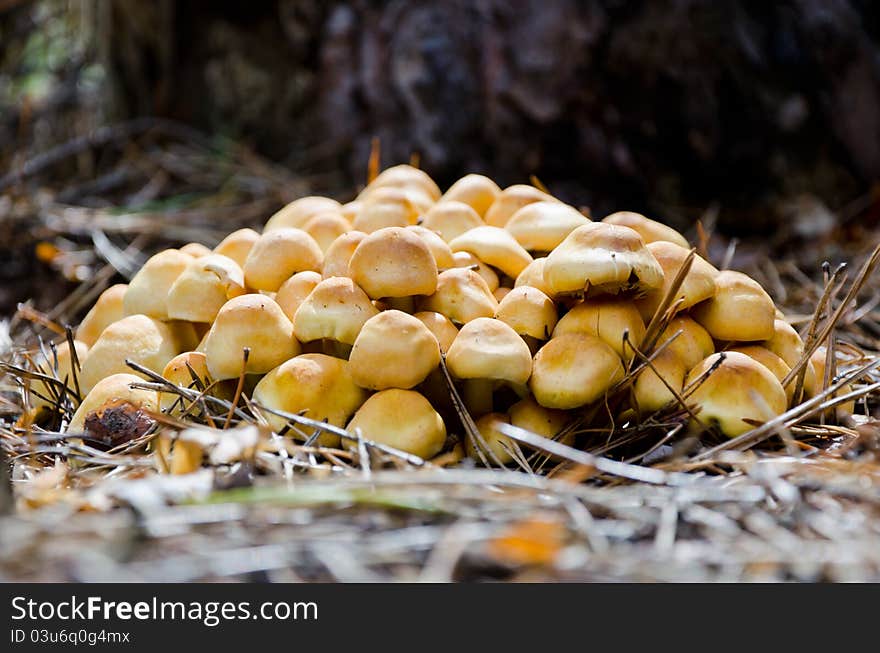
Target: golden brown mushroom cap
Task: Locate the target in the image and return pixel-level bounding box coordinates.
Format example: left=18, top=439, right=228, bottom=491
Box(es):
left=505, top=201, right=590, bottom=252
left=413, top=311, right=459, bottom=353
left=293, top=277, right=379, bottom=346
left=449, top=226, right=533, bottom=279
left=508, top=396, right=570, bottom=442
left=213, top=228, right=260, bottom=267
left=76, top=284, right=127, bottom=347
left=321, top=230, right=367, bottom=279
left=418, top=267, right=499, bottom=325
left=346, top=389, right=446, bottom=459
left=67, top=373, right=159, bottom=434
left=179, top=242, right=212, bottom=258
left=123, top=249, right=192, bottom=320
left=406, top=225, right=455, bottom=269
left=760, top=319, right=806, bottom=369
left=728, top=345, right=796, bottom=403
left=466, top=412, right=516, bottom=464
left=690, top=270, right=776, bottom=341
left=348, top=227, right=438, bottom=299
left=808, top=346, right=852, bottom=415
left=242, top=228, right=324, bottom=292
left=440, top=174, right=502, bottom=217
left=362, top=164, right=442, bottom=202
left=514, top=257, right=557, bottom=300
left=263, top=196, right=342, bottom=232
left=685, top=351, right=787, bottom=437
left=484, top=184, right=556, bottom=228
left=302, top=211, right=351, bottom=254
left=275, top=270, right=323, bottom=323
left=158, top=351, right=215, bottom=414
left=419, top=201, right=484, bottom=242
left=602, top=211, right=689, bottom=248
left=654, top=315, right=715, bottom=370
left=633, top=349, right=687, bottom=413
left=634, top=241, right=719, bottom=321
left=495, top=286, right=558, bottom=340
left=451, top=251, right=500, bottom=292
left=351, top=187, right=421, bottom=233
left=542, top=222, right=664, bottom=297
left=166, top=254, right=247, bottom=323
left=446, top=317, right=532, bottom=386
left=552, top=297, right=646, bottom=361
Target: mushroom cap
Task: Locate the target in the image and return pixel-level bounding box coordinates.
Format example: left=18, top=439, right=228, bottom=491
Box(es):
left=322, top=230, right=367, bottom=279
left=809, top=346, right=853, bottom=416
left=494, top=287, right=512, bottom=302
left=263, top=196, right=342, bottom=231
left=348, top=310, right=441, bottom=390
left=76, top=284, right=127, bottom=346
left=348, top=227, right=438, bottom=299
left=293, top=277, right=379, bottom=346
left=602, top=211, right=689, bottom=249
left=466, top=412, right=515, bottom=464
left=419, top=268, right=499, bottom=325
left=79, top=314, right=194, bottom=393
left=530, top=334, right=624, bottom=409
left=243, top=228, right=324, bottom=292
left=505, top=201, right=590, bottom=252
left=440, top=174, right=502, bottom=217
left=552, top=297, right=646, bottom=361
left=654, top=315, right=715, bottom=370
left=495, top=286, right=558, bottom=340
left=31, top=339, right=90, bottom=412
left=123, top=249, right=192, bottom=319
left=203, top=294, right=300, bottom=380
left=179, top=242, right=213, bottom=258
left=67, top=373, right=158, bottom=434
left=633, top=349, right=687, bottom=413
left=413, top=311, right=459, bottom=353
left=339, top=200, right=362, bottom=222
left=685, top=351, right=787, bottom=437
left=634, top=241, right=719, bottom=321
left=508, top=396, right=570, bottom=442
left=446, top=317, right=532, bottom=386
left=166, top=254, right=247, bottom=323
left=514, top=257, right=557, bottom=300
left=351, top=187, right=421, bottom=232
left=542, top=222, right=664, bottom=296
left=213, top=228, right=260, bottom=267
left=346, top=389, right=446, bottom=459
left=275, top=270, right=323, bottom=323
left=484, top=184, right=556, bottom=228
left=253, top=353, right=367, bottom=446
left=362, top=164, right=442, bottom=202
left=158, top=351, right=214, bottom=413
left=760, top=319, right=805, bottom=369
left=419, top=201, right=484, bottom=242
left=451, top=251, right=500, bottom=292
left=728, top=345, right=795, bottom=403
left=690, top=270, right=776, bottom=341
left=302, top=211, right=351, bottom=254
left=449, top=226, right=533, bottom=279
left=406, top=225, right=455, bottom=269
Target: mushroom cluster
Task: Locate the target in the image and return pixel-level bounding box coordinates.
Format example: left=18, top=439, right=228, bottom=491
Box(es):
left=46, top=165, right=830, bottom=466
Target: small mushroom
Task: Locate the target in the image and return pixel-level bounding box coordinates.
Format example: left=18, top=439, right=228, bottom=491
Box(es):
left=484, top=184, right=556, bottom=228
left=213, top=228, right=260, bottom=267
left=321, top=230, right=367, bottom=279
left=809, top=346, right=854, bottom=418
left=345, top=389, right=446, bottom=459
left=242, top=228, right=324, bottom=292
left=418, top=267, right=499, bottom=325
left=505, top=201, right=590, bottom=253
left=654, top=315, right=715, bottom=370
left=361, top=164, right=442, bottom=202
left=552, top=297, right=646, bottom=362
left=691, top=270, right=776, bottom=341
left=419, top=201, right=484, bottom=242
left=412, top=311, right=459, bottom=353
left=293, top=277, right=379, bottom=358
left=602, top=211, right=689, bottom=249
left=158, top=351, right=227, bottom=415
left=275, top=270, right=323, bottom=323
left=302, top=211, right=351, bottom=253
left=351, top=187, right=421, bottom=232
left=634, top=241, right=719, bottom=321
left=263, top=196, right=342, bottom=231
left=451, top=251, right=500, bottom=292
left=123, top=249, right=192, bottom=320
left=166, top=254, right=247, bottom=323
left=633, top=349, right=687, bottom=413
left=728, top=345, right=796, bottom=404
left=440, top=174, right=501, bottom=217
left=495, top=286, right=558, bottom=353
left=407, top=225, right=455, bottom=269
left=179, top=242, right=212, bottom=258
left=67, top=373, right=158, bottom=441
left=449, top=226, right=533, bottom=280
left=514, top=257, right=557, bottom=300
left=76, top=284, right=127, bottom=346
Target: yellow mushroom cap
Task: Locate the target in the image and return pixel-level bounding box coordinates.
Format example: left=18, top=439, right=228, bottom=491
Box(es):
left=348, top=310, right=441, bottom=390
left=466, top=412, right=516, bottom=464
left=203, top=294, right=300, bottom=380
left=418, top=268, right=499, bottom=325
left=67, top=373, right=159, bottom=435
left=514, top=257, right=556, bottom=300
left=685, top=351, right=787, bottom=437
left=179, top=242, right=213, bottom=258
left=691, top=270, right=776, bottom=341
left=31, top=339, right=89, bottom=412
left=79, top=314, right=194, bottom=393
left=809, top=346, right=853, bottom=416
left=166, top=254, right=247, bottom=323
left=302, top=211, right=351, bottom=254
left=530, top=333, right=624, bottom=409
left=446, top=317, right=532, bottom=386
left=253, top=353, right=367, bottom=446
left=413, top=311, right=459, bottom=353
left=293, top=277, right=379, bottom=346
left=406, top=225, right=455, bottom=269
left=346, top=389, right=446, bottom=459
left=634, top=241, right=719, bottom=321
left=213, top=228, right=260, bottom=267
left=602, top=211, right=689, bottom=248
left=484, top=184, right=556, bottom=228
left=728, top=345, right=796, bottom=403
left=351, top=186, right=421, bottom=233
left=760, top=319, right=806, bottom=369
left=552, top=297, right=646, bottom=361
left=505, top=201, right=590, bottom=252
left=508, top=396, right=570, bottom=442
left=440, top=174, right=501, bottom=217
left=634, top=349, right=687, bottom=413
left=321, top=230, right=367, bottom=279
left=494, top=287, right=512, bottom=302
left=263, top=196, right=342, bottom=232
left=449, top=226, right=533, bottom=279
left=362, top=164, right=442, bottom=202
left=339, top=200, right=362, bottom=222
left=123, top=249, right=192, bottom=320
left=654, top=315, right=715, bottom=370
left=348, top=227, right=438, bottom=299
left=542, top=222, right=664, bottom=296
left=495, top=286, right=558, bottom=340
left=275, top=270, right=323, bottom=323
left=451, top=251, right=500, bottom=292
left=242, top=228, right=324, bottom=292
left=419, top=201, right=484, bottom=242
left=76, top=284, right=127, bottom=346
left=158, top=351, right=214, bottom=414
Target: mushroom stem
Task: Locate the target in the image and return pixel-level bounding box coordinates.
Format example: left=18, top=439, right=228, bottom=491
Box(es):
left=462, top=378, right=494, bottom=417
left=385, top=296, right=415, bottom=313
left=321, top=339, right=353, bottom=360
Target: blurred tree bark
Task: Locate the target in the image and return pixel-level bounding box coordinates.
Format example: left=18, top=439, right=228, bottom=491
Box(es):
left=100, top=0, right=880, bottom=234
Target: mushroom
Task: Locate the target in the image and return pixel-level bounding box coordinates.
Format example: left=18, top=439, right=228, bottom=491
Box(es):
left=633, top=349, right=687, bottom=413
left=412, top=311, right=459, bottom=354
left=274, top=270, right=323, bottom=323
left=440, top=174, right=501, bottom=217
left=351, top=187, right=421, bottom=233
left=242, top=228, right=324, bottom=292
left=361, top=164, right=442, bottom=202
left=321, top=230, right=367, bottom=279
left=552, top=297, right=646, bottom=362
left=493, top=287, right=512, bottom=302
left=179, top=242, right=213, bottom=258
left=446, top=317, right=533, bottom=416
left=203, top=294, right=300, bottom=380
left=348, top=226, right=438, bottom=312
left=75, top=283, right=127, bottom=346
left=514, top=257, right=557, bottom=300
left=253, top=353, right=367, bottom=447
left=158, top=351, right=227, bottom=415
left=466, top=412, right=517, bottom=464
left=691, top=270, right=776, bottom=341
left=345, top=389, right=446, bottom=459
left=213, top=228, right=260, bottom=267
left=302, top=211, right=351, bottom=254
left=508, top=396, right=571, bottom=446
left=542, top=222, right=665, bottom=297
left=166, top=254, right=247, bottom=323
left=419, top=201, right=484, bottom=242
left=339, top=200, right=362, bottom=222
left=79, top=314, right=196, bottom=393
left=727, top=345, right=796, bottom=404
left=484, top=184, right=556, bottom=228
left=406, top=225, right=455, bottom=269
left=451, top=251, right=500, bottom=292
left=495, top=286, right=558, bottom=353
left=418, top=267, right=499, bottom=325
left=263, top=196, right=342, bottom=231
left=66, top=373, right=159, bottom=441
left=505, top=201, right=590, bottom=253
left=529, top=333, right=624, bottom=410
left=634, top=241, right=719, bottom=321
left=292, top=277, right=379, bottom=358
left=654, top=315, right=715, bottom=370
left=685, top=351, right=787, bottom=438
left=348, top=310, right=441, bottom=390
left=602, top=211, right=689, bottom=249
left=809, top=346, right=854, bottom=418
left=449, top=225, right=533, bottom=280
left=123, top=249, right=192, bottom=319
